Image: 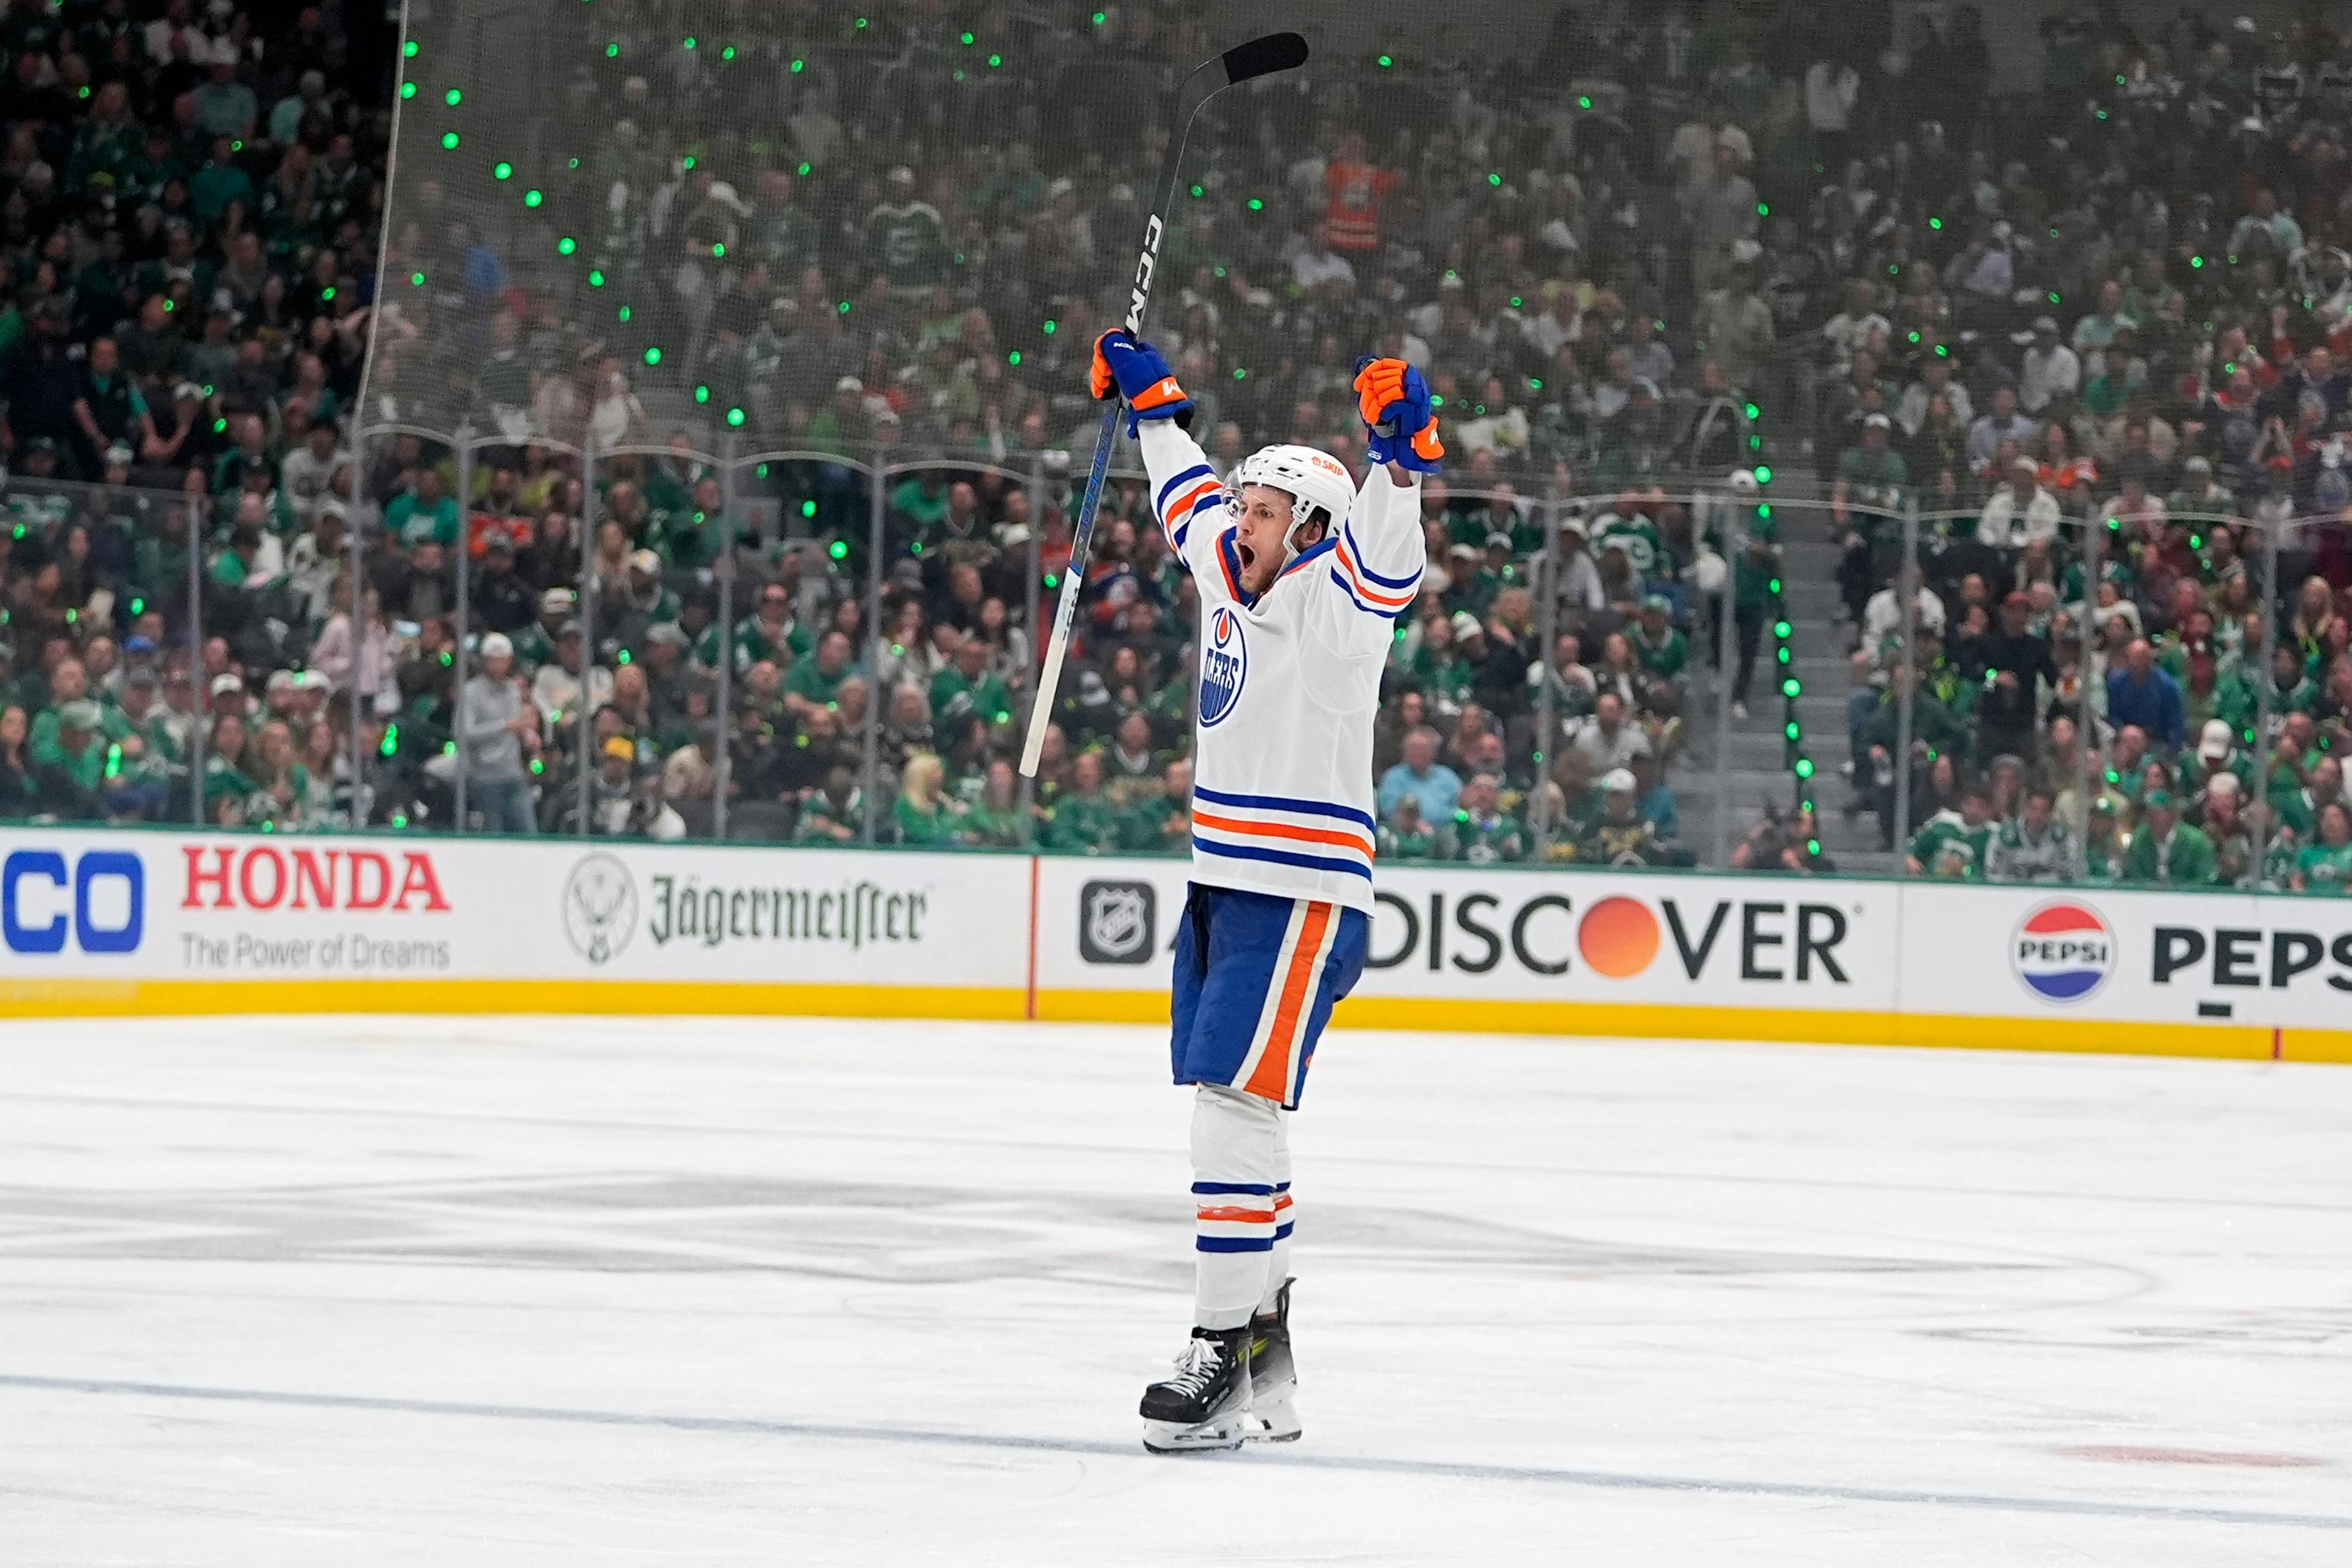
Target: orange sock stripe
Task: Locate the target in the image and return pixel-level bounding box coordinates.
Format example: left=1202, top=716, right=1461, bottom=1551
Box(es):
left=1196, top=1205, right=1277, bottom=1224
left=1246, top=902, right=1331, bottom=1101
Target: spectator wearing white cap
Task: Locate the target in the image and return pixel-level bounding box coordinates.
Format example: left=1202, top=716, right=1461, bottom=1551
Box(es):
left=459, top=633, right=538, bottom=835
left=2019, top=316, right=2081, bottom=414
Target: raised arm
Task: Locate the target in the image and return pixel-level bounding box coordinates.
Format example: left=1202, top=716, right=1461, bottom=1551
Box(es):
left=1330, top=357, right=1443, bottom=619
left=1095, top=330, right=1224, bottom=572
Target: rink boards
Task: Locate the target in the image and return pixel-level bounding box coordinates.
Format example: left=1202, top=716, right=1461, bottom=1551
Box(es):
left=0, top=828, right=2347, bottom=1064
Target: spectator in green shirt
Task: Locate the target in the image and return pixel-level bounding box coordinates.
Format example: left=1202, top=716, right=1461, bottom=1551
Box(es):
left=1449, top=772, right=1527, bottom=864
left=960, top=758, right=1030, bottom=848
left=1906, top=777, right=1995, bottom=879
left=2291, top=802, right=2352, bottom=895
left=1042, top=749, right=1121, bottom=853
left=892, top=752, right=960, bottom=845
left=1629, top=595, right=1688, bottom=683
left=784, top=630, right=856, bottom=719
left=1378, top=794, right=1441, bottom=860
left=2121, top=790, right=2218, bottom=886
left=1118, top=757, right=1193, bottom=855
left=929, top=633, right=1012, bottom=729
left=384, top=469, right=461, bottom=548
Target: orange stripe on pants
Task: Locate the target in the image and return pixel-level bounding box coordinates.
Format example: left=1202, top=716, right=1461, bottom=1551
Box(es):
left=1246, top=902, right=1330, bottom=1101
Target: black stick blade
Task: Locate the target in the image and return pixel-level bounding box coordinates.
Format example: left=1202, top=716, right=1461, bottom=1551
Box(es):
left=1220, top=32, right=1308, bottom=86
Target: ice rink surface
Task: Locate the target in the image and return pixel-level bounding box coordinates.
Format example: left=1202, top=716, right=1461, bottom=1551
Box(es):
left=0, top=1015, right=2347, bottom=1566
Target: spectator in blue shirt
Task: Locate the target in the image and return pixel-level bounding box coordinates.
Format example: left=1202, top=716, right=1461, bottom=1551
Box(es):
left=2106, top=638, right=2186, bottom=752
left=1377, top=726, right=1463, bottom=824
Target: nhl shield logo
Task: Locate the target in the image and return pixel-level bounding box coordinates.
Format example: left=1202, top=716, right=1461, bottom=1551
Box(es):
left=1079, top=879, right=1157, bottom=965
left=1199, top=606, right=1247, bottom=727
left=561, top=852, right=639, bottom=966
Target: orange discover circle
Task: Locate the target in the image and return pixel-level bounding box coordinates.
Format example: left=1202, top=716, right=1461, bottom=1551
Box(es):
left=1577, top=896, right=1660, bottom=978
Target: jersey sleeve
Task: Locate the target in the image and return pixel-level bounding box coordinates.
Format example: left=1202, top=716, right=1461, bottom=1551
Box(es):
left=1135, top=420, right=1229, bottom=578
left=1323, top=462, right=1425, bottom=635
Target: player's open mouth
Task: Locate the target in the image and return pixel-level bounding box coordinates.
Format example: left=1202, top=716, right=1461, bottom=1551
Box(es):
left=1236, top=542, right=1258, bottom=576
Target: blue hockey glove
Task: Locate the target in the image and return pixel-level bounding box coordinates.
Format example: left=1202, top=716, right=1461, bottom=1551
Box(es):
left=1091, top=329, right=1194, bottom=436
left=1354, top=355, right=1445, bottom=473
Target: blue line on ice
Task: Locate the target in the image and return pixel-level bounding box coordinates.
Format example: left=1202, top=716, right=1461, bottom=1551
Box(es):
left=2, top=1371, right=2344, bottom=1533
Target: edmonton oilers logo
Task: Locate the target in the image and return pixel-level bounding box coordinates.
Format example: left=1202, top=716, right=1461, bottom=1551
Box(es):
left=1199, top=606, right=1248, bottom=727
left=2011, top=899, right=2115, bottom=1003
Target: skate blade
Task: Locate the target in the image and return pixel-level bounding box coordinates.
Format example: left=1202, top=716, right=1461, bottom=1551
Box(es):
left=1142, top=1416, right=1247, bottom=1454
left=1241, top=1399, right=1301, bottom=1443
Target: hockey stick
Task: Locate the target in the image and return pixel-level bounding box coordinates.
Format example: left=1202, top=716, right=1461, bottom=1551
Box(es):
left=1017, top=31, right=1311, bottom=777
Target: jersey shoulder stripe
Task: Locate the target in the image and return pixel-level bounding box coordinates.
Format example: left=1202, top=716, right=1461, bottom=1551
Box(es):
left=1329, top=566, right=1407, bottom=618
left=1156, top=462, right=1216, bottom=517
left=1340, top=518, right=1421, bottom=589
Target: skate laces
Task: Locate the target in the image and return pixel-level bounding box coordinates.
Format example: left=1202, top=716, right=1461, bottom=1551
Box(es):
left=1164, top=1335, right=1228, bottom=1396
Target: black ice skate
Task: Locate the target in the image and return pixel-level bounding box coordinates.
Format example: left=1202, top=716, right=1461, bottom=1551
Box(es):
left=1242, top=1277, right=1301, bottom=1443
left=1140, top=1324, right=1254, bottom=1453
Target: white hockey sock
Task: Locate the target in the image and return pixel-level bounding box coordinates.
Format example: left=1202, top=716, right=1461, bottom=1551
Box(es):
left=1260, top=1109, right=1292, bottom=1317
left=1190, top=1084, right=1281, bottom=1330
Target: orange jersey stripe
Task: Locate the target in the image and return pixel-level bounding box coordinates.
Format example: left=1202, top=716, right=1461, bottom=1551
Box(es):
left=1247, top=902, right=1331, bottom=1101
left=1334, top=540, right=1417, bottom=607
left=1164, top=477, right=1222, bottom=528
left=1196, top=1205, right=1277, bottom=1224
left=1193, top=809, right=1374, bottom=856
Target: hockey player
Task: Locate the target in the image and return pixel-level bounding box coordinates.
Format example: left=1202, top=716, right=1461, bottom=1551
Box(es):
left=1086, top=329, right=1443, bottom=1453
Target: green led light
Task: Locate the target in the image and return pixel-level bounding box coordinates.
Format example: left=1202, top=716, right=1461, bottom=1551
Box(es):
left=988, top=53, right=1002, bottom=67
left=524, top=188, right=543, bottom=207
left=1189, top=183, right=1204, bottom=198
left=400, top=81, right=417, bottom=98
left=683, top=35, right=696, bottom=48
left=1377, top=53, right=1393, bottom=68
left=321, top=287, right=335, bottom=301
left=493, top=161, right=513, bottom=180
left=1785, top=721, right=1800, bottom=740
left=1527, top=377, right=1543, bottom=390
left=711, top=241, right=725, bottom=257
left=1577, top=95, right=1593, bottom=109
left=605, top=41, right=620, bottom=57
left=682, top=155, right=696, bottom=170
left=1743, top=401, right=1761, bottom=420
left=1767, top=577, right=1782, bottom=594
left=1247, top=198, right=1264, bottom=211
left=2048, top=291, right=2061, bottom=304
left=587, top=269, right=606, bottom=287
left=2190, top=255, right=2204, bottom=268
left=440, top=131, right=460, bottom=149
left=444, top=88, right=462, bottom=105
left=1928, top=215, right=1942, bottom=230
left=1510, top=296, right=1523, bottom=308
left=1795, top=758, right=1815, bottom=779
left=1091, top=11, right=1105, bottom=23
left=797, top=161, right=812, bottom=176
left=1041, top=318, right=1057, bottom=334
left=1756, top=201, right=1770, bottom=217
left=410, top=271, right=427, bottom=287
left=829, top=540, right=849, bottom=560
left=724, top=45, right=738, bottom=61
left=1487, top=172, right=1503, bottom=187
left=802, top=500, right=818, bottom=518
left=1777, top=646, right=1792, bottom=664
left=1756, top=503, right=1772, bottom=519
left=404, top=39, right=419, bottom=58
left=568, top=158, right=580, bottom=168
left=1753, top=465, right=1773, bottom=484
left=856, top=16, right=869, bottom=27
left=1008, top=350, right=1022, bottom=365
left=961, top=30, right=975, bottom=44
left=838, top=300, right=851, bottom=314
left=1773, top=620, right=1792, bottom=637
left=1043, top=573, right=1058, bottom=588
left=792, top=57, right=804, bottom=71
left=1908, top=330, right=1921, bottom=344
left=695, top=384, right=710, bottom=403
left=617, top=304, right=631, bottom=321
left=130, top=598, right=145, bottom=616
left=643, top=346, right=662, bottom=365
left=1233, top=367, right=1247, bottom=380
left=726, top=407, right=746, bottom=427
left=1782, top=678, right=1802, bottom=697
left=1807, top=838, right=1822, bottom=855
left=556, top=236, right=576, bottom=255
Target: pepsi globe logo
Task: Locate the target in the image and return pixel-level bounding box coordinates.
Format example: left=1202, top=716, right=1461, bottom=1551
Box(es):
left=2011, top=899, right=2115, bottom=1003
left=1199, top=606, right=1248, bottom=727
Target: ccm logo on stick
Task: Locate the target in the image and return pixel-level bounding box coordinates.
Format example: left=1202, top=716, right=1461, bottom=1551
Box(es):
left=2153, top=925, right=2352, bottom=991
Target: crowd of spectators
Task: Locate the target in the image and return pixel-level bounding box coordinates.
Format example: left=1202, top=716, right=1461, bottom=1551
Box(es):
left=4, top=2, right=2352, bottom=889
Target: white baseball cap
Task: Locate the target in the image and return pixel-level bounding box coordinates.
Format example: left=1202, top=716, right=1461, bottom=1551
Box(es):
left=480, top=633, right=514, bottom=660
left=2198, top=719, right=2234, bottom=759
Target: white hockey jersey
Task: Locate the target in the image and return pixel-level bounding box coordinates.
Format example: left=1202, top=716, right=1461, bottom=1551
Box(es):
left=1134, top=420, right=1424, bottom=912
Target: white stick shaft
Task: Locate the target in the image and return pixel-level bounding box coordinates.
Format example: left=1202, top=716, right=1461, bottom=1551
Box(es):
left=1018, top=593, right=1079, bottom=777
